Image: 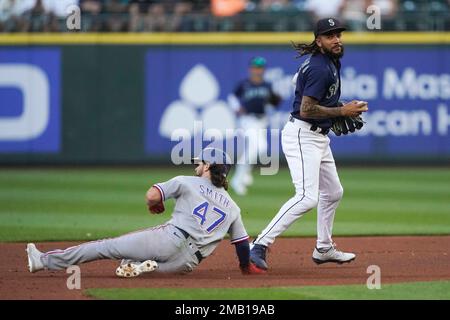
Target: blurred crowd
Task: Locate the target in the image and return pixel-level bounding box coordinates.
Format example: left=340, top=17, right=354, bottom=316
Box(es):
left=0, top=0, right=449, bottom=32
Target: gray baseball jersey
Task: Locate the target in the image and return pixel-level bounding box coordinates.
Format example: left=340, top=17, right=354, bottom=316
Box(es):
left=154, top=176, right=249, bottom=257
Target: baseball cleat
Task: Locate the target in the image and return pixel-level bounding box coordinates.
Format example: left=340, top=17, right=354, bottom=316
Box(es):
left=26, top=243, right=44, bottom=273
left=250, top=244, right=268, bottom=270
left=312, top=245, right=356, bottom=265
left=115, top=260, right=158, bottom=278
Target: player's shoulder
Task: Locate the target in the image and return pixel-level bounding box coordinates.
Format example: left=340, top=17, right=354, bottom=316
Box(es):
left=309, top=52, right=327, bottom=63
left=226, top=192, right=239, bottom=206
left=215, top=187, right=241, bottom=210
left=223, top=191, right=241, bottom=212
left=237, top=79, right=250, bottom=87
left=167, top=175, right=197, bottom=186
left=174, top=175, right=200, bottom=184
left=301, top=64, right=328, bottom=79
left=302, top=53, right=327, bottom=71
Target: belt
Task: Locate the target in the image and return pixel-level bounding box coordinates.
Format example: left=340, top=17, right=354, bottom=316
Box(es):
left=289, top=115, right=330, bottom=135
left=174, top=226, right=204, bottom=263
left=194, top=251, right=203, bottom=264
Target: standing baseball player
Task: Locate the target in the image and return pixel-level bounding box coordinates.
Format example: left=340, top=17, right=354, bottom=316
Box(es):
left=26, top=148, right=264, bottom=277
left=228, top=56, right=282, bottom=196
left=250, top=18, right=368, bottom=270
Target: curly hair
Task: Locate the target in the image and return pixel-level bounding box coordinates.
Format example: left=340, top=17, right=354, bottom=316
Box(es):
left=291, top=39, right=320, bottom=58
left=209, top=164, right=229, bottom=190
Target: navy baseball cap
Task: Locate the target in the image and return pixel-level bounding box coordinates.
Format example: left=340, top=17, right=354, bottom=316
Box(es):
left=314, top=18, right=346, bottom=38
left=192, top=148, right=232, bottom=175
left=250, top=56, right=267, bottom=68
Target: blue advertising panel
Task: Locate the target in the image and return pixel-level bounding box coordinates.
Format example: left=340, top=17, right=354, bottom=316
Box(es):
left=145, top=46, right=450, bottom=159
left=0, top=48, right=61, bottom=153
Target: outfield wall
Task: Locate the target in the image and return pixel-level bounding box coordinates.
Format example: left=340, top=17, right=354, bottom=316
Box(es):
left=0, top=33, right=449, bottom=164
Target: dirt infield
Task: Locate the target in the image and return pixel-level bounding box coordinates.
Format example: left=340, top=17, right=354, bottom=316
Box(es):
left=1, top=236, right=449, bottom=299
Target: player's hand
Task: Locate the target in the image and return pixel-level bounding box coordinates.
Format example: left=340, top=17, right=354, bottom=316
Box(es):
left=148, top=202, right=165, bottom=214
left=240, top=262, right=266, bottom=275
left=340, top=100, right=368, bottom=117
left=268, top=93, right=282, bottom=107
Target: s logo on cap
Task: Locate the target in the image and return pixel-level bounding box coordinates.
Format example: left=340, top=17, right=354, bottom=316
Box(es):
left=328, top=19, right=335, bottom=26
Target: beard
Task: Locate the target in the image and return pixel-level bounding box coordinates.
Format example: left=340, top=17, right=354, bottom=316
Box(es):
left=323, top=45, right=344, bottom=60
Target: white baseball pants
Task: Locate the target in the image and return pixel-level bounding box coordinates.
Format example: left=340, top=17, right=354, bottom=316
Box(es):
left=232, top=114, right=268, bottom=187
left=254, top=117, right=344, bottom=249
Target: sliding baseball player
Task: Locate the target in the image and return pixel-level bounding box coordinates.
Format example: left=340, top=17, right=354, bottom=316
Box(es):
left=26, top=148, right=264, bottom=277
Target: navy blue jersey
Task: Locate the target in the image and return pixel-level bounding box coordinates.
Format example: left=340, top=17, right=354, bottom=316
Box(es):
left=292, top=53, right=341, bottom=130
left=234, top=80, right=274, bottom=115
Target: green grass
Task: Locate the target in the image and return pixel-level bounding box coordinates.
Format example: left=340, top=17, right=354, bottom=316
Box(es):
left=85, top=280, right=450, bottom=300
left=0, top=167, right=449, bottom=241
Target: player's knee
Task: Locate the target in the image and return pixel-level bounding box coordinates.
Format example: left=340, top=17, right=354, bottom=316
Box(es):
left=320, top=185, right=344, bottom=202
left=301, top=195, right=319, bottom=211
left=336, top=185, right=344, bottom=200
left=332, top=185, right=344, bottom=202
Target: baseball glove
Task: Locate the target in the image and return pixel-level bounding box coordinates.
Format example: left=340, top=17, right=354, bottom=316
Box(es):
left=268, top=93, right=282, bottom=107
left=331, top=115, right=364, bottom=136
left=240, top=262, right=267, bottom=275
left=148, top=202, right=165, bottom=214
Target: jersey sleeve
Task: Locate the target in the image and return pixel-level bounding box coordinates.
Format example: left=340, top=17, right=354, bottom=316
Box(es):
left=302, top=66, right=329, bottom=101
left=233, top=82, right=243, bottom=99
left=153, top=176, right=185, bottom=201
left=268, top=82, right=275, bottom=96
left=229, top=211, right=249, bottom=244
left=267, top=83, right=281, bottom=107
left=292, top=71, right=299, bottom=86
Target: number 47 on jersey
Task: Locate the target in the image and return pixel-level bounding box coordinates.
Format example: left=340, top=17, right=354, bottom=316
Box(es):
left=193, top=202, right=227, bottom=233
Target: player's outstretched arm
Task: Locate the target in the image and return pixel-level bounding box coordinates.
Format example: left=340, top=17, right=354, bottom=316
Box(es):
left=146, top=186, right=165, bottom=214
left=234, top=240, right=266, bottom=275
left=300, top=96, right=368, bottom=119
